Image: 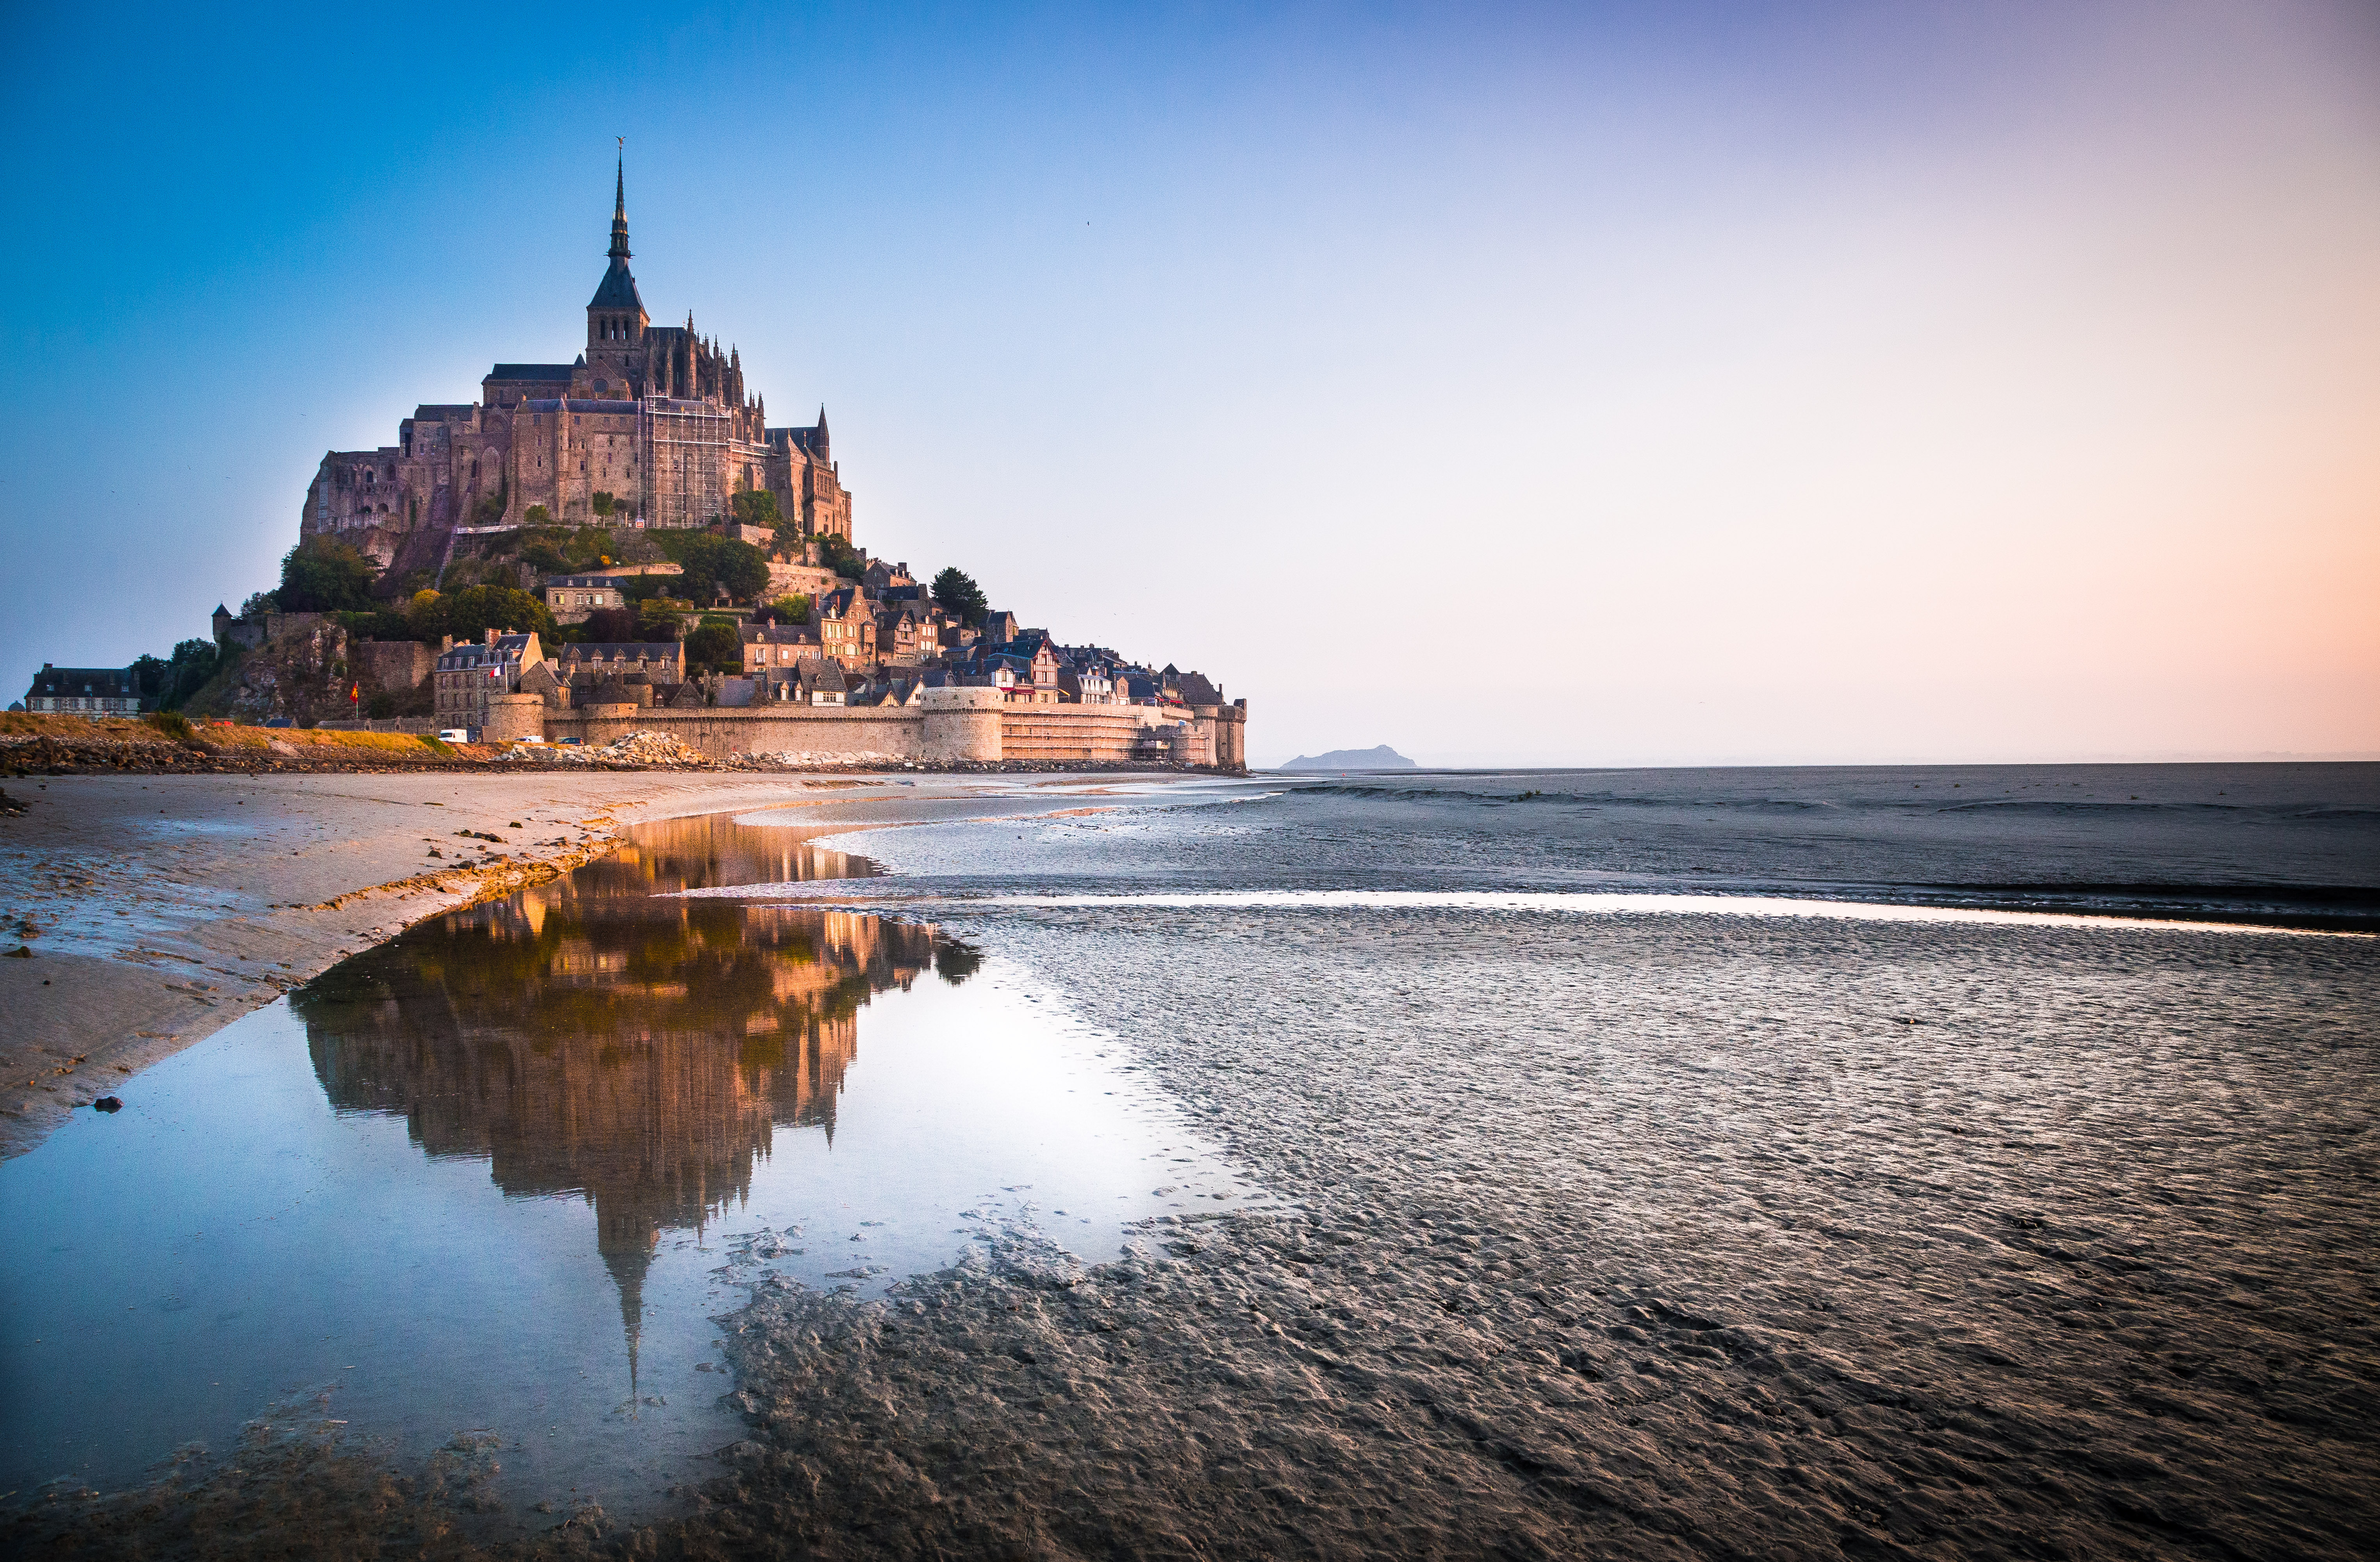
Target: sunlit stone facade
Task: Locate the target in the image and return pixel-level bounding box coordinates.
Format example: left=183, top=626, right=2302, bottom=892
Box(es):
left=302, top=162, right=852, bottom=577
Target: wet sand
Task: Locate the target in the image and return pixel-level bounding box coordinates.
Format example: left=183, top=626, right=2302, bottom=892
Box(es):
left=9, top=771, right=2371, bottom=1560
left=0, top=772, right=1005, bottom=1159
left=685, top=905, right=2378, bottom=1562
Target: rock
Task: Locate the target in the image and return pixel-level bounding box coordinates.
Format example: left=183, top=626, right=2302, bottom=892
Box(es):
left=93, top=1097, right=122, bottom=1113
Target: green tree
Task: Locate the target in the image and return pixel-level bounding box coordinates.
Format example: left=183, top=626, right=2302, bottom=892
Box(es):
left=730, top=489, right=780, bottom=528
left=591, top=490, right=617, bottom=517
left=683, top=621, right=743, bottom=675
left=130, top=654, right=169, bottom=706
left=435, top=585, right=556, bottom=644
left=931, top=567, right=989, bottom=627
left=522, top=504, right=553, bottom=526
left=676, top=535, right=771, bottom=604
left=582, top=606, right=640, bottom=643
left=278, top=538, right=380, bottom=613
left=166, top=638, right=220, bottom=709
left=817, top=531, right=863, bottom=580
left=764, top=594, right=811, bottom=624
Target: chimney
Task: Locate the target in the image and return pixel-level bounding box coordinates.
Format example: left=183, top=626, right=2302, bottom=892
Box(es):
left=484, top=628, right=497, bottom=645
left=441, top=635, right=454, bottom=653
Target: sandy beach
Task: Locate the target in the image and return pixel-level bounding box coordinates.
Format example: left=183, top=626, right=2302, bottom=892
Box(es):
left=0, top=770, right=1006, bottom=1159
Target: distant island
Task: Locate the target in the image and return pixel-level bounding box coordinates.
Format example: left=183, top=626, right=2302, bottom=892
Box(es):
left=1282, top=745, right=1415, bottom=771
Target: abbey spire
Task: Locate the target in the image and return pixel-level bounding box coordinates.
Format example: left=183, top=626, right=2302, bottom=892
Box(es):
left=610, top=155, right=630, bottom=260
left=588, top=155, right=647, bottom=342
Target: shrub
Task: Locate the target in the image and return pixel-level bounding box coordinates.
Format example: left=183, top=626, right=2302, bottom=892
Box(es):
left=143, top=711, right=196, bottom=743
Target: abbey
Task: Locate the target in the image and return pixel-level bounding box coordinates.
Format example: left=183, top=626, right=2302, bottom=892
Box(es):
left=302, top=164, right=852, bottom=575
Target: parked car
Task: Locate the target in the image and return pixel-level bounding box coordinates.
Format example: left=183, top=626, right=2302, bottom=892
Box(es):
left=263, top=717, right=293, bottom=728
left=438, top=728, right=470, bottom=742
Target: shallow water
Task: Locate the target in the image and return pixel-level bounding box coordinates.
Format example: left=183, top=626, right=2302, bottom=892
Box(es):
left=674, top=769, right=2380, bottom=1558
left=0, top=811, right=1256, bottom=1523
left=7, top=763, right=2376, bottom=1557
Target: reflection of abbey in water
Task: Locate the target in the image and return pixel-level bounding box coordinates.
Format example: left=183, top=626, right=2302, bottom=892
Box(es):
left=293, top=818, right=975, bottom=1377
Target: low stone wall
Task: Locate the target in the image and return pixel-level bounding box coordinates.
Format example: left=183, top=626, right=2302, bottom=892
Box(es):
left=547, top=704, right=927, bottom=760
left=532, top=689, right=1246, bottom=769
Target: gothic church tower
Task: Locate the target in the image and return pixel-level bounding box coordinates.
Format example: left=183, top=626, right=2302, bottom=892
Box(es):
left=586, top=158, right=649, bottom=378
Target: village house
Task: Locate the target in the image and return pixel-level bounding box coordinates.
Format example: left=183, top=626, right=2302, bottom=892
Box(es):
left=433, top=630, right=543, bottom=731
left=741, top=621, right=823, bottom=673
left=874, top=602, right=932, bottom=665
left=22, top=664, right=153, bottom=715
left=540, top=573, right=633, bottom=624
left=792, top=658, right=848, bottom=706
left=816, top=588, right=877, bottom=669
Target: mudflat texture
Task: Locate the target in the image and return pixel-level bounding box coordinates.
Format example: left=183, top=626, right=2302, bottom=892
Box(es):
left=693, top=906, right=2378, bottom=1561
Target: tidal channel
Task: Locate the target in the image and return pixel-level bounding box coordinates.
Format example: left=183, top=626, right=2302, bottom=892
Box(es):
left=0, top=809, right=1255, bottom=1527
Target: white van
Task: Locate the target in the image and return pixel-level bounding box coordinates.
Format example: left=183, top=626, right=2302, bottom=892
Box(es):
left=438, top=729, right=470, bottom=743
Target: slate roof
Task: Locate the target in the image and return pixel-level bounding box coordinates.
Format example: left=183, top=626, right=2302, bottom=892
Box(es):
left=520, top=399, right=638, bottom=415
left=741, top=622, right=822, bottom=645
left=26, top=666, right=145, bottom=700
left=589, top=257, right=644, bottom=313
left=436, top=634, right=537, bottom=673
left=797, top=659, right=848, bottom=693
left=1175, top=671, right=1224, bottom=706
left=560, top=642, right=684, bottom=663
left=486, top=364, right=576, bottom=382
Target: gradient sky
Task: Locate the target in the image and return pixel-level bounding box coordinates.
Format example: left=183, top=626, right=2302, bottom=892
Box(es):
left=4, top=2, right=2374, bottom=765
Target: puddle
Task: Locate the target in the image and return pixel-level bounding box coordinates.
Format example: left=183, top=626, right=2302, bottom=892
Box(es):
left=0, top=811, right=1260, bottom=1526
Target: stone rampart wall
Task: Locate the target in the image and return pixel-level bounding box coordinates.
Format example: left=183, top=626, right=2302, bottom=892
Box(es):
left=530, top=695, right=1244, bottom=769
left=1001, top=706, right=1148, bottom=763
left=546, top=705, right=926, bottom=760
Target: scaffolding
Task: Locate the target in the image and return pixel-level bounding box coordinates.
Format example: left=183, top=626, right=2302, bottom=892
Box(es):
left=640, top=396, right=731, bottom=529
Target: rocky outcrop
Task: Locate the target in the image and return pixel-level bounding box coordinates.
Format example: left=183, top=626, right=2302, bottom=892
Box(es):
left=187, top=622, right=357, bottom=726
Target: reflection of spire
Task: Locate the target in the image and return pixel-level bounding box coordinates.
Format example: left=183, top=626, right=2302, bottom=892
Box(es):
left=599, top=1211, right=656, bottom=1413
left=293, top=819, right=950, bottom=1413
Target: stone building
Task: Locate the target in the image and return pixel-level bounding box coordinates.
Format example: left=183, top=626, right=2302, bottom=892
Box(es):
left=303, top=160, right=854, bottom=577
left=541, top=573, right=632, bottom=624
left=23, top=665, right=152, bottom=714
left=433, top=631, right=542, bottom=732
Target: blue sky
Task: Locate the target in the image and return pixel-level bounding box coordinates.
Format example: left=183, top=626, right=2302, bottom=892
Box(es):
left=4, top=2, right=2375, bottom=763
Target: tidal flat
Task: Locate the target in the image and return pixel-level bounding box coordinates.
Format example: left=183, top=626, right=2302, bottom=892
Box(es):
left=4, top=765, right=2375, bottom=1558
